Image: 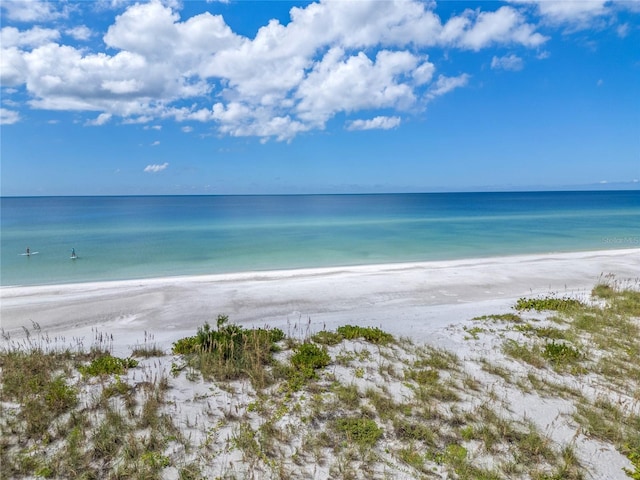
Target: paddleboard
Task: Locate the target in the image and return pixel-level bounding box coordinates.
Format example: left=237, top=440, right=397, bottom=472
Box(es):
left=71, top=256, right=78, bottom=260
left=20, top=252, right=39, bottom=256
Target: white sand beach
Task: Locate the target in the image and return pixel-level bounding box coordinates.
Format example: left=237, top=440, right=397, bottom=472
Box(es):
left=1, top=249, right=638, bottom=354
left=2, top=249, right=639, bottom=480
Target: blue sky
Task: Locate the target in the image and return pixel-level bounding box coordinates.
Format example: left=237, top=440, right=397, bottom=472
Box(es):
left=1, top=0, right=639, bottom=195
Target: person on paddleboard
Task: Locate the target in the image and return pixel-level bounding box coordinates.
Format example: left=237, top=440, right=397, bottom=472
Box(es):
left=26, top=247, right=30, bottom=256
left=71, top=248, right=77, bottom=259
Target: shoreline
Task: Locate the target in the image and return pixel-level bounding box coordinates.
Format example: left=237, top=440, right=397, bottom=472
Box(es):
left=3, top=244, right=639, bottom=289
left=2, top=246, right=639, bottom=290
left=2, top=248, right=638, bottom=355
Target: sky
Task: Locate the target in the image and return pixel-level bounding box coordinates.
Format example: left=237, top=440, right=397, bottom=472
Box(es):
left=1, top=0, right=639, bottom=196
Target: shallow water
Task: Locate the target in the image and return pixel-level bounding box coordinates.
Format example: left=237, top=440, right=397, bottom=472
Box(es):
left=1, top=191, right=639, bottom=286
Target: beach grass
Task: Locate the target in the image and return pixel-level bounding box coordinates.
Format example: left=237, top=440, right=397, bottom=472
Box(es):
left=1, top=278, right=639, bottom=479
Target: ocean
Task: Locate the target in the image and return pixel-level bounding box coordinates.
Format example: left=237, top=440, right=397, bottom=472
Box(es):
left=1, top=191, right=639, bottom=286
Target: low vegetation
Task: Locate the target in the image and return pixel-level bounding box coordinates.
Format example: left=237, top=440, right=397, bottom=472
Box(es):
left=1, top=277, right=638, bottom=479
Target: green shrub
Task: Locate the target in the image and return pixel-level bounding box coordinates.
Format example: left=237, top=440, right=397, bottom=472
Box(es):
left=542, top=341, right=581, bottom=364
left=514, top=296, right=583, bottom=312
left=171, top=316, right=284, bottom=388
left=623, top=443, right=640, bottom=479
left=78, top=355, right=138, bottom=376
left=172, top=336, right=199, bottom=354
left=335, top=418, right=383, bottom=448
left=336, top=325, right=394, bottom=344
left=290, top=342, right=330, bottom=375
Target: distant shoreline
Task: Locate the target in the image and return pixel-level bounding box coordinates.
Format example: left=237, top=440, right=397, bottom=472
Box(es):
left=1, top=186, right=639, bottom=198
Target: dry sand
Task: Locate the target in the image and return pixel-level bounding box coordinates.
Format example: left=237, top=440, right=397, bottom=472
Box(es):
left=1, top=249, right=638, bottom=355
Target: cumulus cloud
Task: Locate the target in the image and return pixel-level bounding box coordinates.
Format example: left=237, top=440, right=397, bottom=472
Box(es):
left=455, top=7, right=547, bottom=50
left=1, top=0, right=550, bottom=140
left=66, top=26, right=92, bottom=41
left=347, top=116, right=401, bottom=131
left=491, top=54, right=524, bottom=71
left=1, top=0, right=66, bottom=22
left=6, top=0, right=632, bottom=141
left=0, top=108, right=21, bottom=125
left=1, top=26, right=60, bottom=48
left=144, top=162, right=169, bottom=173
left=510, top=0, right=610, bottom=30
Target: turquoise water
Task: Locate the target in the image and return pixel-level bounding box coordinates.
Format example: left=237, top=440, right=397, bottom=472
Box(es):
left=1, top=192, right=639, bottom=286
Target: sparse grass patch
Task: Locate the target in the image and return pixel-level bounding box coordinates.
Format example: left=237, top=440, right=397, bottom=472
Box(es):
left=398, top=444, right=425, bottom=470
left=311, top=330, right=343, bottom=346
left=463, top=325, right=485, bottom=340
left=503, top=339, right=545, bottom=368
left=393, top=418, right=437, bottom=445
left=480, top=358, right=513, bottom=382
left=474, top=313, right=523, bottom=323
left=332, top=383, right=361, bottom=410
left=414, top=345, right=459, bottom=371
left=573, top=397, right=640, bottom=478
left=334, top=417, right=383, bottom=449
left=534, top=326, right=567, bottom=340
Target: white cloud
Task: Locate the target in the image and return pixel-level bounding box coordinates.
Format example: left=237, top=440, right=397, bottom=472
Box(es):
left=616, top=23, right=630, bottom=38
left=0, top=46, right=28, bottom=86
left=456, top=7, right=547, bottom=50
left=144, top=162, right=169, bottom=173
left=347, top=116, right=401, bottom=131
left=85, top=113, right=112, bottom=126
left=1, top=26, right=60, bottom=48
left=66, top=26, right=92, bottom=41
left=0, top=0, right=563, bottom=141
left=427, top=74, right=470, bottom=101
left=151, top=140, right=160, bottom=146
left=491, top=54, right=524, bottom=71
left=295, top=48, right=419, bottom=126
left=1, top=0, right=66, bottom=22
left=511, top=0, right=610, bottom=30
left=181, top=126, right=193, bottom=133
left=0, top=108, right=21, bottom=125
